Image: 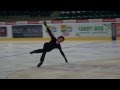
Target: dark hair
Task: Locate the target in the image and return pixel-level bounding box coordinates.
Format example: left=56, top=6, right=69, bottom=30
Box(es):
left=58, top=36, right=65, bottom=41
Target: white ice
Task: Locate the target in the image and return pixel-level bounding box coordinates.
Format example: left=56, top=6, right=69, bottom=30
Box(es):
left=0, top=41, right=120, bottom=79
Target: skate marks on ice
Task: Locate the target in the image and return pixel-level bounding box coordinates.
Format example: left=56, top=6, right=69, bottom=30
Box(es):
left=8, top=58, right=120, bottom=79
left=1, top=41, right=120, bottom=79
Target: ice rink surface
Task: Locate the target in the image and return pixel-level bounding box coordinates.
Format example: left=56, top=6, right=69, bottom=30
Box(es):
left=0, top=40, right=120, bottom=79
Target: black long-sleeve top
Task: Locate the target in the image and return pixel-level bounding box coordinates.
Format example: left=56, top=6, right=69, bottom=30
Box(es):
left=44, top=25, right=66, bottom=58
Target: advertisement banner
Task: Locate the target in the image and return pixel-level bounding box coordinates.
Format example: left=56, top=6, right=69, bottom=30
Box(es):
left=43, top=24, right=59, bottom=38
left=111, top=23, right=116, bottom=40
left=12, top=25, right=43, bottom=38
left=43, top=23, right=76, bottom=38
left=0, top=27, right=7, bottom=37
left=115, top=23, right=120, bottom=37
left=76, top=23, right=112, bottom=37
left=60, top=24, right=75, bottom=37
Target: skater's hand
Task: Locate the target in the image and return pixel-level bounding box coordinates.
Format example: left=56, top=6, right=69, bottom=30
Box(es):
left=66, top=61, right=68, bottom=63
left=64, top=57, right=68, bottom=63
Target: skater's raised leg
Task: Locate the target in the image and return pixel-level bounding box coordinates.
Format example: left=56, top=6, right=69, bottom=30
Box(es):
left=30, top=49, right=43, bottom=54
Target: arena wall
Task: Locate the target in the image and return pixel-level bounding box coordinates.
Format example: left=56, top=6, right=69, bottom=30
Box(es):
left=0, top=19, right=120, bottom=41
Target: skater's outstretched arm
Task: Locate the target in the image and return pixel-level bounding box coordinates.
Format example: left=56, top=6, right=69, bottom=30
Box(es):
left=43, top=21, right=56, bottom=39
left=59, top=46, right=68, bottom=63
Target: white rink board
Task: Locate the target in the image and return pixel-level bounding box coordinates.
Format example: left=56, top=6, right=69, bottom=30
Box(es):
left=43, top=23, right=76, bottom=38
left=0, top=21, right=113, bottom=39
left=75, top=23, right=112, bottom=37
left=43, top=22, right=112, bottom=38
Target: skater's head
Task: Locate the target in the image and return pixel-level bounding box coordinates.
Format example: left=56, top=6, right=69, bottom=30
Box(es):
left=56, top=36, right=65, bottom=44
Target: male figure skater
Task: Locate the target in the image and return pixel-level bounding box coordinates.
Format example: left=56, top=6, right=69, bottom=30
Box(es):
left=30, top=21, right=68, bottom=67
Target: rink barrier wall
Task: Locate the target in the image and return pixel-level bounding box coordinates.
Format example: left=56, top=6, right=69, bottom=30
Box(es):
left=1, top=19, right=120, bottom=41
